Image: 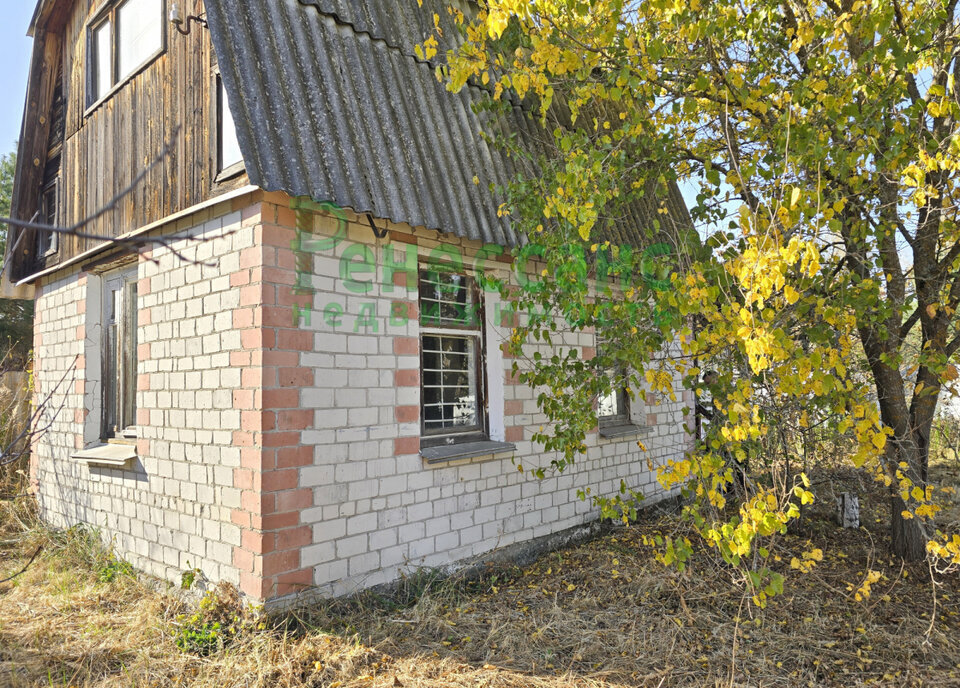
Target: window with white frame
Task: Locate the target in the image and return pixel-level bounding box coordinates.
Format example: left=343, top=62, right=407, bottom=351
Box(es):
left=419, top=269, right=486, bottom=445
left=217, top=74, right=244, bottom=173
left=89, top=0, right=164, bottom=105
left=101, top=267, right=139, bottom=439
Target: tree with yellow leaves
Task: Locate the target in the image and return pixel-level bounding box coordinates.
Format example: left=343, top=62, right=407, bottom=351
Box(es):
left=431, top=0, right=960, bottom=580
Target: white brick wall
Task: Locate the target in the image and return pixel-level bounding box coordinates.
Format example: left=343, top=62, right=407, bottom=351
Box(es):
left=290, top=209, right=691, bottom=597
left=31, top=191, right=692, bottom=602
left=32, top=202, right=253, bottom=588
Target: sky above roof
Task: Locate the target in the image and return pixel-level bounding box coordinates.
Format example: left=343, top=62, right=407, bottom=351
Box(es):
left=0, top=5, right=37, bottom=155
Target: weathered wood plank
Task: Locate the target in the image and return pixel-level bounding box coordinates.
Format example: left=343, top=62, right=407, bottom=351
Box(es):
left=12, top=0, right=250, bottom=278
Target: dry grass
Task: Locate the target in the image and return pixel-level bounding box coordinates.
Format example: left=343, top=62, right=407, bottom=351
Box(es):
left=2, top=480, right=960, bottom=688
left=0, top=369, right=31, bottom=500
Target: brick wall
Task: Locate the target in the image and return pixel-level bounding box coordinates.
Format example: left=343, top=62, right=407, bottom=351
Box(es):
left=30, top=189, right=692, bottom=602
left=259, top=194, right=692, bottom=600
left=32, top=195, right=258, bottom=587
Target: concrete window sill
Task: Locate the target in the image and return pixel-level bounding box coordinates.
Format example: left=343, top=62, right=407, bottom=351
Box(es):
left=72, top=444, right=137, bottom=468
left=598, top=424, right=653, bottom=440
left=421, top=440, right=516, bottom=465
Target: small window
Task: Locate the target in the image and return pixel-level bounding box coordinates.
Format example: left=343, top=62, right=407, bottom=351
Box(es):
left=102, top=268, right=139, bottom=439
left=598, top=384, right=629, bottom=426
left=89, top=0, right=163, bottom=105
left=419, top=270, right=486, bottom=444
left=217, top=75, right=244, bottom=172
left=117, top=0, right=163, bottom=80
left=36, top=176, right=60, bottom=258
left=597, top=340, right=629, bottom=427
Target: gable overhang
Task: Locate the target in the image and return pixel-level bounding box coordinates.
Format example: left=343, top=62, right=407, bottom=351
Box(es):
left=7, top=0, right=71, bottom=286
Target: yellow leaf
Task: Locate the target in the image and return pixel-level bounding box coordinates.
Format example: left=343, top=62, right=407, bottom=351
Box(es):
left=790, top=187, right=801, bottom=208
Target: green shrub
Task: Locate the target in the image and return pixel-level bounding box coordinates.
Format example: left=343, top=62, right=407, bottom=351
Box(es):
left=97, top=556, right=135, bottom=583
left=174, top=582, right=245, bottom=656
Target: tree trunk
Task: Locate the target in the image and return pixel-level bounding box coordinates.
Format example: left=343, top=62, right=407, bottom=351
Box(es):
left=891, top=494, right=928, bottom=561
left=889, top=432, right=932, bottom=561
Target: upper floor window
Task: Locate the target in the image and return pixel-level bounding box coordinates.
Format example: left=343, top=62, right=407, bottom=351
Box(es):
left=89, top=0, right=164, bottom=105
left=217, top=75, right=244, bottom=173
left=36, top=174, right=60, bottom=258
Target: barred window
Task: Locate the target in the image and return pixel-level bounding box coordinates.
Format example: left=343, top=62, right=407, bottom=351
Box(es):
left=419, top=270, right=485, bottom=444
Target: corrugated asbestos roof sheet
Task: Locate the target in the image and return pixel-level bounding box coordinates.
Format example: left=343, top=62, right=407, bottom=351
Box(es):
left=204, top=0, right=692, bottom=248
left=297, top=0, right=469, bottom=55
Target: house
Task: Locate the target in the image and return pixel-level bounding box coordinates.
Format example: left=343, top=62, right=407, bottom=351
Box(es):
left=5, top=0, right=695, bottom=603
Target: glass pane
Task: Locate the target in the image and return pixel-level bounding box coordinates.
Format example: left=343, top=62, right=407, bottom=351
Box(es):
left=94, top=21, right=112, bottom=100
left=103, top=282, right=121, bottom=436
left=121, top=279, right=139, bottom=430
left=421, top=335, right=479, bottom=431
left=598, top=389, right=620, bottom=418
left=219, top=78, right=244, bottom=170
left=419, top=271, right=476, bottom=327
left=117, top=0, right=161, bottom=80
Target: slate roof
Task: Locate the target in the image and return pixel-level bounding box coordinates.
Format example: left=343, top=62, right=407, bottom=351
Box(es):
left=204, top=0, right=692, bottom=248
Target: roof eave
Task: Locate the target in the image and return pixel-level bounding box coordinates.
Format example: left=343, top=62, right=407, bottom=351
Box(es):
left=28, top=0, right=52, bottom=37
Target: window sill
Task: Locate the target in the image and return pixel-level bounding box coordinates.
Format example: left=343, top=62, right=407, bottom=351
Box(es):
left=421, top=440, right=516, bottom=465
left=598, top=424, right=652, bottom=440
left=72, top=443, right=137, bottom=468
left=215, top=162, right=246, bottom=184
left=84, top=47, right=166, bottom=118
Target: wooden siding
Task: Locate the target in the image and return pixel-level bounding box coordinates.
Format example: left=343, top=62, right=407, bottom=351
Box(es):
left=16, top=0, right=248, bottom=276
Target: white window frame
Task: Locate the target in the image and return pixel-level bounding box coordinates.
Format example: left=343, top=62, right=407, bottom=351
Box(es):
left=419, top=269, right=488, bottom=446
left=101, top=266, right=139, bottom=440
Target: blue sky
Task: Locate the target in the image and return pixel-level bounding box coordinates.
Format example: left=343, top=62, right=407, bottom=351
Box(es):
left=0, top=5, right=38, bottom=155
